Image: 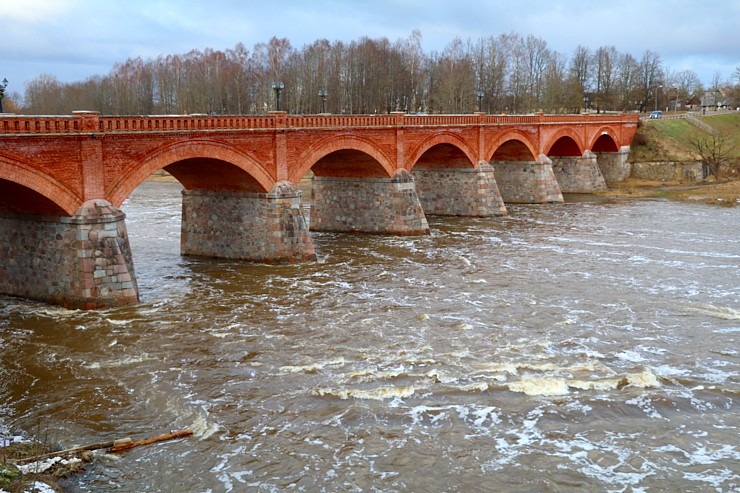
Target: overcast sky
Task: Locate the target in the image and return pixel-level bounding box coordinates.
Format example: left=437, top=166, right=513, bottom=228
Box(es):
left=2, top=0, right=739, bottom=95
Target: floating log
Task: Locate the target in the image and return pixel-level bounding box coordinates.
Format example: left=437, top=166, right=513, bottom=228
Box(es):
left=109, top=429, right=193, bottom=453
left=9, top=429, right=192, bottom=464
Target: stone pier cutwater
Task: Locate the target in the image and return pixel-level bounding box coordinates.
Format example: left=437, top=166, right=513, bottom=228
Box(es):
left=412, top=162, right=508, bottom=217
left=597, top=146, right=632, bottom=183
left=550, top=150, right=608, bottom=193
left=310, top=169, right=430, bottom=235
left=0, top=200, right=139, bottom=309
left=492, top=155, right=564, bottom=204
left=180, top=181, right=316, bottom=263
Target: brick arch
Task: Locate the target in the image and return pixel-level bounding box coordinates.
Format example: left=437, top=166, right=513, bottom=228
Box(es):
left=0, top=153, right=81, bottom=215
left=108, top=139, right=275, bottom=207
left=406, top=132, right=478, bottom=171
left=289, top=134, right=395, bottom=183
left=544, top=128, right=586, bottom=156
left=588, top=126, right=620, bottom=152
left=486, top=131, right=538, bottom=162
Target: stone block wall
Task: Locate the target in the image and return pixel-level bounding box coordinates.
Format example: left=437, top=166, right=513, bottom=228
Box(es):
left=596, top=147, right=631, bottom=183
left=311, top=170, right=430, bottom=235
left=0, top=200, right=139, bottom=309
left=551, top=152, right=607, bottom=193
left=492, top=160, right=564, bottom=204
left=181, top=183, right=316, bottom=263
left=629, top=161, right=704, bottom=183
left=412, top=163, right=507, bottom=216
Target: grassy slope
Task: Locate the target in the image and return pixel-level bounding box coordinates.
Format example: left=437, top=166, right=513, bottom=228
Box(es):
left=629, top=112, right=740, bottom=163
left=608, top=112, right=740, bottom=205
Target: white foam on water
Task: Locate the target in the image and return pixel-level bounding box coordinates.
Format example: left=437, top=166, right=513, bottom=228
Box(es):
left=84, top=353, right=157, bottom=369
left=508, top=376, right=570, bottom=396
left=192, top=414, right=219, bottom=440
left=314, top=385, right=416, bottom=400
left=279, top=357, right=345, bottom=374
left=687, top=304, right=740, bottom=320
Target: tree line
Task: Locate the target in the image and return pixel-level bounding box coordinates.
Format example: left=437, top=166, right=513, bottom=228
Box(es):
left=7, top=31, right=739, bottom=116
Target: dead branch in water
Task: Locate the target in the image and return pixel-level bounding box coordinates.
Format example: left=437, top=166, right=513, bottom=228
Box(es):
left=9, top=429, right=193, bottom=464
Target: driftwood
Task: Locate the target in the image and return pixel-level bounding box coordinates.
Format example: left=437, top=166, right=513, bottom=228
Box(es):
left=9, top=429, right=193, bottom=464
left=109, top=429, right=193, bottom=453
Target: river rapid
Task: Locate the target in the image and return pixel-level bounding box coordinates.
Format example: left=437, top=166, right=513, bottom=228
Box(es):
left=1, top=181, right=738, bottom=492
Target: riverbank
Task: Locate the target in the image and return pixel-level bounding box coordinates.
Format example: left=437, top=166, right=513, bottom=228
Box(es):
left=595, top=177, right=739, bottom=206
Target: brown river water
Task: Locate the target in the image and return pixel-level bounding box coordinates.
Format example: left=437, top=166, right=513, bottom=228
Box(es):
left=1, top=181, right=738, bottom=492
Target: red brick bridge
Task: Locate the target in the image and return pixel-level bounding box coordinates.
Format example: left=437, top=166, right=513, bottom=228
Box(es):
left=0, top=111, right=637, bottom=308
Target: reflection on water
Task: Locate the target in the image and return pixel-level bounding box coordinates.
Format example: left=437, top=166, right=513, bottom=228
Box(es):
left=1, top=182, right=738, bottom=492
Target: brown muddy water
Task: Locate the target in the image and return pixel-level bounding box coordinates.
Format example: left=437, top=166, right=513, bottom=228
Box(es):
left=1, top=181, right=738, bottom=492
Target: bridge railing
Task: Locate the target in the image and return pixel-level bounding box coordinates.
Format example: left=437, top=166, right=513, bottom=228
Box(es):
left=0, top=112, right=638, bottom=135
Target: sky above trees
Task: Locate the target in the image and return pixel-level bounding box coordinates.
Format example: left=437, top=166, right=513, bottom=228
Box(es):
left=2, top=0, right=739, bottom=95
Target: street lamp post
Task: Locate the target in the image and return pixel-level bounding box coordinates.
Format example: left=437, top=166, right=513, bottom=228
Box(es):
left=583, top=95, right=589, bottom=113
left=0, top=78, right=8, bottom=113
left=318, top=89, right=327, bottom=113
left=272, top=81, right=284, bottom=111
left=476, top=90, right=484, bottom=112
left=654, top=85, right=662, bottom=112
left=673, top=84, right=679, bottom=114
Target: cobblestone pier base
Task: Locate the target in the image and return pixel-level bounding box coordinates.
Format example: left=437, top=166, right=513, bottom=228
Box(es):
left=181, top=181, right=316, bottom=263
left=597, top=146, right=632, bottom=183
left=311, top=169, right=430, bottom=235
left=493, top=156, right=564, bottom=204
left=412, top=162, right=508, bottom=216
left=551, top=151, right=608, bottom=193
left=0, top=200, right=139, bottom=309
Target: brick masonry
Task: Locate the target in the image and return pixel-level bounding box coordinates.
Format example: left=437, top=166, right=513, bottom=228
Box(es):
left=0, top=200, right=139, bottom=309
left=493, top=158, right=564, bottom=204
left=413, top=163, right=508, bottom=216
left=181, top=182, right=316, bottom=263
left=311, top=170, right=430, bottom=235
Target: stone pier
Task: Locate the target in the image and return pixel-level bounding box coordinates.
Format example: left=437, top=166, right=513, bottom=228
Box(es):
left=412, top=162, right=507, bottom=216
left=311, top=169, right=430, bottom=235
left=181, top=181, right=316, bottom=263
left=551, top=151, right=607, bottom=193
left=0, top=200, right=139, bottom=309
left=492, top=156, right=564, bottom=204
left=596, top=146, right=632, bottom=183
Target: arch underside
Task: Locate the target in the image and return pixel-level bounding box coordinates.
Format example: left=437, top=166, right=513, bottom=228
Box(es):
left=108, top=139, right=275, bottom=207
left=0, top=156, right=80, bottom=216
left=413, top=143, right=476, bottom=169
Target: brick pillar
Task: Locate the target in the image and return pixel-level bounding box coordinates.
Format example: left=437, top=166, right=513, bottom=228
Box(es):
left=493, top=155, right=564, bottom=204
left=596, top=146, right=632, bottom=183
left=0, top=200, right=139, bottom=309
left=311, top=169, right=430, bottom=235
left=551, top=150, right=607, bottom=193
left=412, top=162, right=507, bottom=216
left=180, top=181, right=316, bottom=263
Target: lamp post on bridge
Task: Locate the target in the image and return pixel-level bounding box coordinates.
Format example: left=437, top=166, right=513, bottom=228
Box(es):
left=0, top=78, right=8, bottom=113
left=318, top=89, right=327, bottom=113
left=272, top=81, right=284, bottom=111
left=476, top=90, right=484, bottom=112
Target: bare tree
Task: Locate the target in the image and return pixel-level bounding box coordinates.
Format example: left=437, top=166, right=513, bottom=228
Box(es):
left=689, top=130, right=736, bottom=179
